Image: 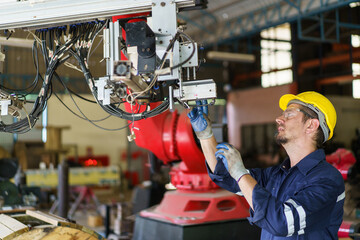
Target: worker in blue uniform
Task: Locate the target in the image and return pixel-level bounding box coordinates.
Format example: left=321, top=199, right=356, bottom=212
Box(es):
left=188, top=91, right=345, bottom=239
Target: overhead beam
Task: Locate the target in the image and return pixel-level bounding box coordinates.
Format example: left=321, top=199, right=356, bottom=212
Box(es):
left=207, top=51, right=255, bottom=63
left=0, top=0, right=195, bottom=30
left=316, top=74, right=357, bottom=88
left=181, top=0, right=356, bottom=46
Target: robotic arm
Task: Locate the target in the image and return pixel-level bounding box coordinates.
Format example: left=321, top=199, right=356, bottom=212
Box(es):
left=0, top=0, right=215, bottom=133
left=0, top=0, right=251, bottom=230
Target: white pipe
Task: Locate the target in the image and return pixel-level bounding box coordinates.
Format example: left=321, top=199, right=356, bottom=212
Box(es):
left=0, top=37, right=33, bottom=48
left=207, top=51, right=255, bottom=63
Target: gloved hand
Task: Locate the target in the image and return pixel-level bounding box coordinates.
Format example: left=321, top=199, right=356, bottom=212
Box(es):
left=187, top=100, right=213, bottom=140
left=215, top=143, right=249, bottom=182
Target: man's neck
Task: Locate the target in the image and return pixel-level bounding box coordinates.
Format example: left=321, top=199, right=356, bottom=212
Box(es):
left=283, top=140, right=317, bottom=167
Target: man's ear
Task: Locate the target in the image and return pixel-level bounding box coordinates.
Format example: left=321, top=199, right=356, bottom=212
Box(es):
left=306, top=119, right=320, bottom=134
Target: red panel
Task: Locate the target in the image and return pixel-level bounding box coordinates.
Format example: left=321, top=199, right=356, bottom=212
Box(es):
left=112, top=13, right=150, bottom=23
left=140, top=189, right=250, bottom=225
left=338, top=221, right=353, bottom=238
left=326, top=148, right=357, bottom=180
left=170, top=168, right=218, bottom=191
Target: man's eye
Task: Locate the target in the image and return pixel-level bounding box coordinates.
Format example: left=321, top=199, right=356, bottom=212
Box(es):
left=287, top=112, right=295, bottom=117
left=283, top=110, right=296, bottom=118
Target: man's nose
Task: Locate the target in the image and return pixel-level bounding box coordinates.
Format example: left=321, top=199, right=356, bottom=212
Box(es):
left=275, top=116, right=284, bottom=125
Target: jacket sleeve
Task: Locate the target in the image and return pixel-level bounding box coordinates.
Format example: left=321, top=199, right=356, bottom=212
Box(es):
left=247, top=177, right=343, bottom=237
left=205, top=160, right=240, bottom=193
left=249, top=167, right=273, bottom=186
left=205, top=162, right=274, bottom=194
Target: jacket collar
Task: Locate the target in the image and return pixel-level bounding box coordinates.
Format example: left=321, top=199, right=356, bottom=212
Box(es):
left=278, top=149, right=325, bottom=175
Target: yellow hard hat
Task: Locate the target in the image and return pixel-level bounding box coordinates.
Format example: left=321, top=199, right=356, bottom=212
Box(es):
left=279, top=91, right=337, bottom=142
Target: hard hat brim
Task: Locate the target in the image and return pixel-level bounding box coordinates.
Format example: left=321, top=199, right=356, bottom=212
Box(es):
left=279, top=94, right=300, bottom=110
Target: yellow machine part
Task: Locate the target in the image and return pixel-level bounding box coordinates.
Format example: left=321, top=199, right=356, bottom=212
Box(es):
left=25, top=166, right=120, bottom=187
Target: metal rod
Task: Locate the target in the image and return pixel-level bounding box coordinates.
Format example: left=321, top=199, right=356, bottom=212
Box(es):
left=109, top=21, right=114, bottom=78
left=103, top=28, right=111, bottom=76
left=105, top=204, right=111, bottom=237
left=169, top=85, right=174, bottom=112
left=114, top=20, right=120, bottom=62
left=58, top=160, right=69, bottom=219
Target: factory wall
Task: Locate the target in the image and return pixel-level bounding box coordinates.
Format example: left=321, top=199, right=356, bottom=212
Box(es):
left=226, top=83, right=296, bottom=149
left=47, top=94, right=129, bottom=167
left=328, top=96, right=360, bottom=149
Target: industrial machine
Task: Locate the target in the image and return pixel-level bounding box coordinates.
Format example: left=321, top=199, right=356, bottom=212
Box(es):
left=0, top=1, right=357, bottom=240
left=0, top=1, right=258, bottom=239
left=0, top=0, right=216, bottom=135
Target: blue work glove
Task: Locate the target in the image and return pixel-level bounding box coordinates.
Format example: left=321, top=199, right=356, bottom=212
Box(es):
left=215, top=143, right=249, bottom=182
left=187, top=100, right=213, bottom=140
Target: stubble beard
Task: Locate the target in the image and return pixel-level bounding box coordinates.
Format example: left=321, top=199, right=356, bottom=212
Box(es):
left=275, top=132, right=288, bottom=145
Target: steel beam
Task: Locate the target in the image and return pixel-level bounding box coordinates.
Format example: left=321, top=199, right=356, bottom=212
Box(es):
left=0, top=0, right=195, bottom=30
left=180, top=0, right=357, bottom=46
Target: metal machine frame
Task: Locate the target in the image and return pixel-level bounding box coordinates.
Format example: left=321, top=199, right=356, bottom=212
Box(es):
left=0, top=0, right=194, bottom=30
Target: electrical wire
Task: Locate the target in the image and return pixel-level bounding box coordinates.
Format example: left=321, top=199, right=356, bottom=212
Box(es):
left=53, top=72, right=115, bottom=122
left=0, top=21, right=102, bottom=133
left=0, top=18, right=197, bottom=133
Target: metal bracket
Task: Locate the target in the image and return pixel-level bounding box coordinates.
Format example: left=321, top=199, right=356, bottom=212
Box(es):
left=94, top=77, right=112, bottom=105
left=0, top=99, right=11, bottom=116
left=173, top=79, right=217, bottom=101
left=152, top=0, right=180, bottom=82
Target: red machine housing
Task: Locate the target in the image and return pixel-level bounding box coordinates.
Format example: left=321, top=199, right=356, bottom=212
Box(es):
left=124, top=102, right=250, bottom=224
left=116, top=13, right=250, bottom=225
left=326, top=148, right=360, bottom=238
left=326, top=148, right=357, bottom=181
left=338, top=221, right=360, bottom=238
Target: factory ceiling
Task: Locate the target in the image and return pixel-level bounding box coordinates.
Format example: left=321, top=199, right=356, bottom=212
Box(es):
left=179, top=0, right=356, bottom=47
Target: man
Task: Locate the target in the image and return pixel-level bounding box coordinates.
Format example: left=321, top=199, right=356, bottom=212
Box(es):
left=188, top=91, right=345, bottom=239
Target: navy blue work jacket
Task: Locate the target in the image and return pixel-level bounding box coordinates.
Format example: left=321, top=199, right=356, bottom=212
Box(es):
left=207, top=149, right=345, bottom=240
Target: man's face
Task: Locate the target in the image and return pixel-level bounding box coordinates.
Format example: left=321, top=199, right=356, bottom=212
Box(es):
left=275, top=103, right=306, bottom=145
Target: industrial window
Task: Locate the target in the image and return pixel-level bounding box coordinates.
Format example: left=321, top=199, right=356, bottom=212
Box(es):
left=350, top=2, right=360, bottom=8
left=260, top=23, right=293, bottom=88
left=352, top=35, right=360, bottom=99
left=353, top=80, right=360, bottom=99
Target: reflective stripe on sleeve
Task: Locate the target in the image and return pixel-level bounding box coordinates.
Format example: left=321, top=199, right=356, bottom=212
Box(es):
left=284, top=203, right=295, bottom=236
left=337, top=191, right=345, bottom=202
left=286, top=199, right=306, bottom=235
